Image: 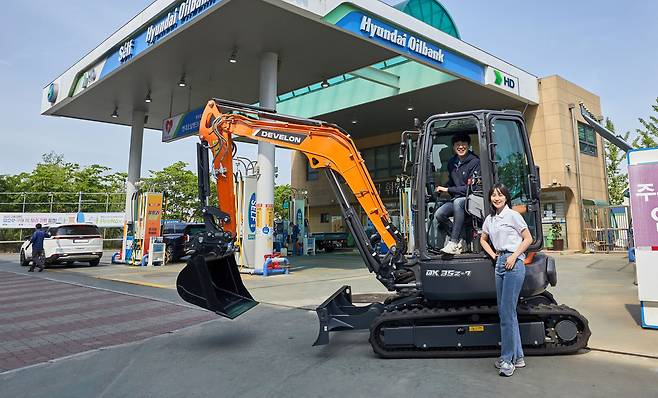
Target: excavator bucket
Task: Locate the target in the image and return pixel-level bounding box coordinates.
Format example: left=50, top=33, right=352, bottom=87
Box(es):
left=176, top=253, right=258, bottom=319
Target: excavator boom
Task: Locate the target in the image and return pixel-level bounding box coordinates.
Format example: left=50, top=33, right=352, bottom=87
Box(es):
left=200, top=99, right=402, bottom=253
left=176, top=99, right=407, bottom=320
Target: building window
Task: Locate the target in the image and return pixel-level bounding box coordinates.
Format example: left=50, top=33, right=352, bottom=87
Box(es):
left=320, top=213, right=330, bottom=223
left=361, top=143, right=401, bottom=180
left=578, top=122, right=598, bottom=156
left=306, top=158, right=319, bottom=181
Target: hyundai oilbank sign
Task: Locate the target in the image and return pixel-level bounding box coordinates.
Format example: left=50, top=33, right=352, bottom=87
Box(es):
left=334, top=11, right=485, bottom=84
left=71, top=0, right=221, bottom=97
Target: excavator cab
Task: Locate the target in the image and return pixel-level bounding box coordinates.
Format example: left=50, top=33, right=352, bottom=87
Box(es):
left=411, top=111, right=544, bottom=256
left=413, top=111, right=550, bottom=300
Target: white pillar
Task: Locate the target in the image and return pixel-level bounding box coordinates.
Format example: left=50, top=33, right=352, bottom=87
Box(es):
left=124, top=110, right=145, bottom=223
left=254, top=52, right=277, bottom=270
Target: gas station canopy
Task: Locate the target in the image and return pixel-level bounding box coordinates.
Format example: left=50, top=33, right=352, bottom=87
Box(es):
left=42, top=0, right=538, bottom=136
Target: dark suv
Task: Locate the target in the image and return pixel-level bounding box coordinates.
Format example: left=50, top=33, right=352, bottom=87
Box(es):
left=162, top=222, right=205, bottom=264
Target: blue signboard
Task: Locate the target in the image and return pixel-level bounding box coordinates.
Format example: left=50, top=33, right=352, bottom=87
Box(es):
left=248, top=193, right=257, bottom=233
left=334, top=11, right=484, bottom=84
left=95, top=0, right=222, bottom=81
left=162, top=106, right=204, bottom=142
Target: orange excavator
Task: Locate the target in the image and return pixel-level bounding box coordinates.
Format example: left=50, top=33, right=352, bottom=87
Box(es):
left=176, top=98, right=591, bottom=358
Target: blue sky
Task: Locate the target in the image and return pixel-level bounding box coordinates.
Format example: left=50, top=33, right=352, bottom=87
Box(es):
left=1, top=0, right=656, bottom=184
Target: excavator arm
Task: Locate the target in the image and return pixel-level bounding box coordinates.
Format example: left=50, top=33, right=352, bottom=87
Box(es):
left=176, top=98, right=408, bottom=322
left=199, top=99, right=406, bottom=281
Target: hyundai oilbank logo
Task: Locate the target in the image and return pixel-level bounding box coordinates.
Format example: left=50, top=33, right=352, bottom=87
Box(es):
left=248, top=193, right=257, bottom=233
left=47, top=82, right=58, bottom=103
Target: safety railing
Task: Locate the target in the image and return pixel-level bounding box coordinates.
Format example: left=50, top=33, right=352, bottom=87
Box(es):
left=583, top=205, right=632, bottom=253
left=0, top=192, right=126, bottom=250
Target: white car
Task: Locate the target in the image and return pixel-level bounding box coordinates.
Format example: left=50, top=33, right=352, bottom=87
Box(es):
left=20, top=223, right=104, bottom=267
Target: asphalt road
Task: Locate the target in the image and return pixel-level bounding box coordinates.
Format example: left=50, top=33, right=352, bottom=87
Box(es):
left=1, top=255, right=657, bottom=397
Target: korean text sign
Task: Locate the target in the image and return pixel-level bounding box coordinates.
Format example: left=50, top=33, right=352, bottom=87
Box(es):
left=629, top=162, right=658, bottom=247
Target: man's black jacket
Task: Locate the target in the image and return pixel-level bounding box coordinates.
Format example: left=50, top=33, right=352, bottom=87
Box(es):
left=446, top=151, right=480, bottom=198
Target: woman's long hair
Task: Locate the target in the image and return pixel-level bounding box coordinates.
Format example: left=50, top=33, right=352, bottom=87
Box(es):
left=488, top=183, right=512, bottom=216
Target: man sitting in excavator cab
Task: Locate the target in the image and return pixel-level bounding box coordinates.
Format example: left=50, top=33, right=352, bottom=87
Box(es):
left=431, top=132, right=481, bottom=255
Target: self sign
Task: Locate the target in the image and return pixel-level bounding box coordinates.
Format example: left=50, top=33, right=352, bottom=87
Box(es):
left=118, top=39, right=134, bottom=63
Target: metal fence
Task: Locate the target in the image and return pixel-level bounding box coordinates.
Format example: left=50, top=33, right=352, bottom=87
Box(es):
left=583, top=205, right=632, bottom=253
left=0, top=192, right=126, bottom=249
left=0, top=192, right=125, bottom=213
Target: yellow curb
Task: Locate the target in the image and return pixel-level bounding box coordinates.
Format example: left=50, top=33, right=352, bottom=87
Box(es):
left=94, top=276, right=171, bottom=289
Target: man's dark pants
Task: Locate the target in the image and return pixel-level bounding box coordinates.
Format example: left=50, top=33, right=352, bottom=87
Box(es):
left=29, top=249, right=45, bottom=272
left=434, top=196, right=467, bottom=243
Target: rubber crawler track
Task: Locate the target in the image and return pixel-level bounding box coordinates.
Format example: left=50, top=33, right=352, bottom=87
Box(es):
left=369, top=303, right=591, bottom=359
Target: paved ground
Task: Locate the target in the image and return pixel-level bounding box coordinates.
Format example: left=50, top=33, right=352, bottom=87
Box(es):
left=0, top=251, right=656, bottom=397
left=0, top=270, right=215, bottom=372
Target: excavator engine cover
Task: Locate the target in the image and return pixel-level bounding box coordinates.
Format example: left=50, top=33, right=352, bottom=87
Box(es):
left=176, top=253, right=258, bottom=319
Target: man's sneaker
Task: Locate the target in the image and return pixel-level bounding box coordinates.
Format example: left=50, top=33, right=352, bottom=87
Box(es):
left=498, top=361, right=515, bottom=377
left=440, top=241, right=461, bottom=255
left=495, top=358, right=525, bottom=369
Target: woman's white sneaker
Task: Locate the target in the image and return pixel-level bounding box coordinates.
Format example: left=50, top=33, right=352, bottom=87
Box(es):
left=495, top=358, right=525, bottom=369
left=498, top=361, right=515, bottom=377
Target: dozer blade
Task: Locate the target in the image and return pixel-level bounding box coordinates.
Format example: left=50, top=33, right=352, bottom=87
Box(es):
left=176, top=253, right=258, bottom=319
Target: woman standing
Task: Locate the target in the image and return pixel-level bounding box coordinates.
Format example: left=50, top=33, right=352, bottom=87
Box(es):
left=480, top=183, right=533, bottom=377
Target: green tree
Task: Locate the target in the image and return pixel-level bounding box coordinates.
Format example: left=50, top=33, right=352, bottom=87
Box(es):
left=632, top=97, right=658, bottom=148
left=274, top=184, right=292, bottom=219
left=142, top=161, right=199, bottom=222
left=603, top=118, right=630, bottom=205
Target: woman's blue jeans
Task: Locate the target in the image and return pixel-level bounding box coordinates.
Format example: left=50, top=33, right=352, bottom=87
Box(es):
left=495, top=252, right=525, bottom=362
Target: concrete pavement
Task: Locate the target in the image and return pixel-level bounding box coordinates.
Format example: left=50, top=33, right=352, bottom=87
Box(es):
left=0, top=251, right=657, bottom=397
left=16, top=250, right=656, bottom=357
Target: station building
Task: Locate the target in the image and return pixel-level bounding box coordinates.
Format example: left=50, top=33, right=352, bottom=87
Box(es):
left=281, top=1, right=607, bottom=251
left=41, top=0, right=607, bottom=253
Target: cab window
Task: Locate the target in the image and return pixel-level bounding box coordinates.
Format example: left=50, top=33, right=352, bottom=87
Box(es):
left=491, top=119, right=538, bottom=241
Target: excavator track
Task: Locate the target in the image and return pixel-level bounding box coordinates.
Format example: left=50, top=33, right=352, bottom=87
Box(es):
left=369, top=303, right=591, bottom=359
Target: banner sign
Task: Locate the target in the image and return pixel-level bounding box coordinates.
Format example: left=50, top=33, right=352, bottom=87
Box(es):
left=142, top=193, right=163, bottom=254
left=333, top=11, right=484, bottom=84
left=162, top=106, right=204, bottom=142
left=71, top=0, right=222, bottom=97
left=628, top=162, right=658, bottom=248
left=0, top=212, right=124, bottom=229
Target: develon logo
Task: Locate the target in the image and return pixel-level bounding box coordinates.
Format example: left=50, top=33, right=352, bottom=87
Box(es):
left=254, top=129, right=307, bottom=145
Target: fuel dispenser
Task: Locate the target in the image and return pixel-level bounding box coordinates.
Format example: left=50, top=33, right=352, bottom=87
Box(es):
left=112, top=192, right=164, bottom=266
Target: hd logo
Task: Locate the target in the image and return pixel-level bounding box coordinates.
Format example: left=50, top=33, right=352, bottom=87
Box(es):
left=486, top=66, right=519, bottom=95
left=494, top=69, right=515, bottom=90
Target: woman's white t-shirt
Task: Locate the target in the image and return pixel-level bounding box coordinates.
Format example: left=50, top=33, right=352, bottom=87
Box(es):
left=482, top=205, right=529, bottom=259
